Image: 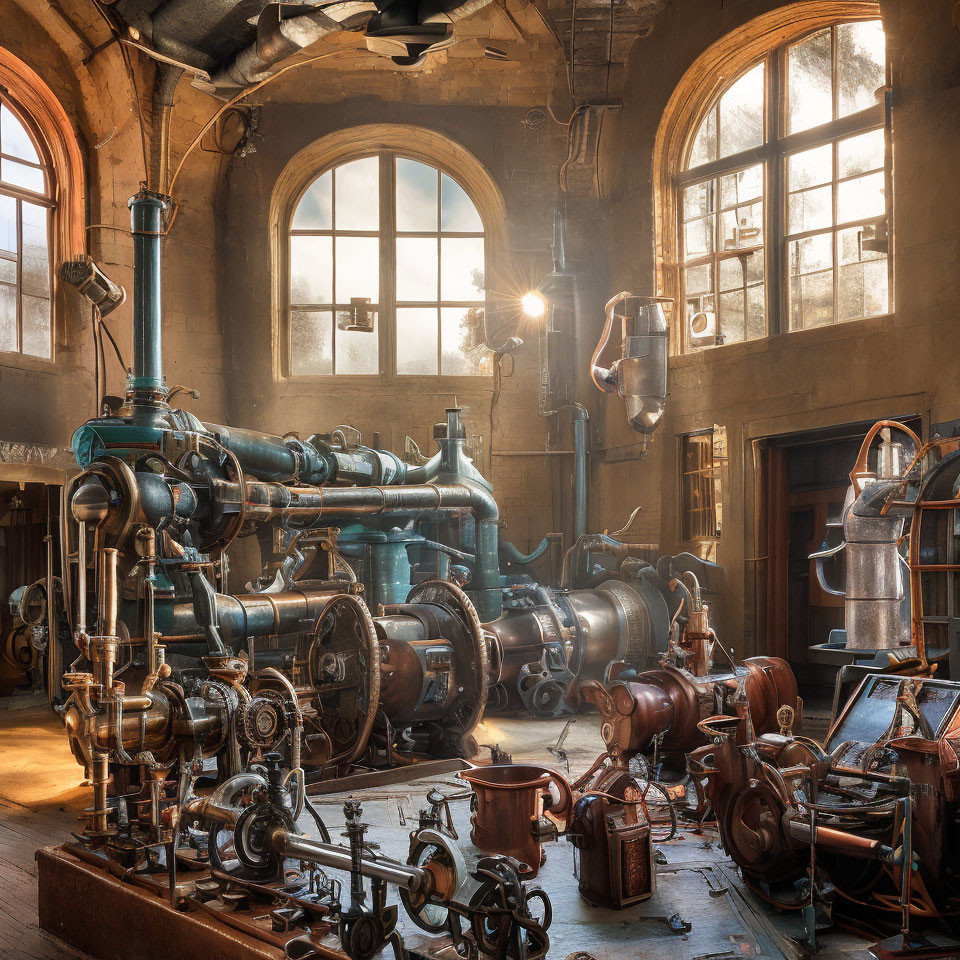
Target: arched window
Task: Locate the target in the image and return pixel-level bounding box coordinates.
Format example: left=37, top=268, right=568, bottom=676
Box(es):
left=0, top=94, right=54, bottom=359
left=288, top=154, right=490, bottom=377
left=676, top=18, right=888, bottom=351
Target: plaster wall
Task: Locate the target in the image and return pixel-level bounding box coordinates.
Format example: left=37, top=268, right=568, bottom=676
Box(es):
left=594, top=0, right=960, bottom=652
left=0, top=2, right=228, bottom=454
left=218, top=34, right=571, bottom=555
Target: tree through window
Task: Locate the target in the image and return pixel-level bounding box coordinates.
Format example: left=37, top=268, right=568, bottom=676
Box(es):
left=679, top=20, right=888, bottom=351
left=289, top=154, right=490, bottom=376
left=0, top=95, right=53, bottom=359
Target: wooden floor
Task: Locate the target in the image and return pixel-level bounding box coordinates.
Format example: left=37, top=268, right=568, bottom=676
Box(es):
left=0, top=695, right=91, bottom=960
left=0, top=696, right=871, bottom=960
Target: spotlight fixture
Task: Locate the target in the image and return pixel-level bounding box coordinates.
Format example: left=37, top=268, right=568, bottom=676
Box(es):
left=59, top=256, right=126, bottom=318
left=520, top=290, right=547, bottom=319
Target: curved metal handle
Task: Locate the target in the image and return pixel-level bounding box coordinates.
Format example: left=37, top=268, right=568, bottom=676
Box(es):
left=542, top=771, right=574, bottom=829
left=590, top=292, right=633, bottom=394
left=811, top=542, right=846, bottom=597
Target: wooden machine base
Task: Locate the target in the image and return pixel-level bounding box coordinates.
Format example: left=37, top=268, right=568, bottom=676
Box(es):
left=36, top=845, right=349, bottom=960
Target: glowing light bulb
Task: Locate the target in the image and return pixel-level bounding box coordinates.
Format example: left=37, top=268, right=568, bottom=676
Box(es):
left=521, top=291, right=547, bottom=319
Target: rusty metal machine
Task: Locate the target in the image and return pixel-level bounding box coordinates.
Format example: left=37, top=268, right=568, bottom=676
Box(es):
left=180, top=763, right=553, bottom=960
left=690, top=672, right=960, bottom=956
left=577, top=570, right=799, bottom=812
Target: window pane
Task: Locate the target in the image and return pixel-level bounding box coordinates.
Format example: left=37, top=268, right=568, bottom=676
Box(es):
left=837, top=171, right=884, bottom=223
left=788, top=28, right=833, bottom=134
left=21, top=202, right=48, bottom=298
left=789, top=233, right=833, bottom=276
left=788, top=185, right=832, bottom=233
left=335, top=236, right=379, bottom=303
left=838, top=129, right=884, bottom=178
left=684, top=215, right=714, bottom=259
left=290, top=236, right=333, bottom=305
left=688, top=107, right=717, bottom=169
left=0, top=194, right=15, bottom=253
left=336, top=320, right=378, bottom=374
left=719, top=256, right=748, bottom=293
left=788, top=144, right=832, bottom=191
left=718, top=63, right=764, bottom=159
left=2, top=158, right=44, bottom=193
left=1, top=105, right=40, bottom=164
left=839, top=259, right=888, bottom=321
left=441, top=307, right=488, bottom=374
left=838, top=224, right=885, bottom=265
left=746, top=283, right=765, bottom=340
left=718, top=290, right=745, bottom=344
left=838, top=21, right=885, bottom=118
left=292, top=171, right=332, bottom=230
left=790, top=269, right=833, bottom=329
left=720, top=200, right=763, bottom=249
left=441, top=174, right=483, bottom=232
left=687, top=296, right=716, bottom=339
left=0, top=258, right=13, bottom=284
left=684, top=180, right=714, bottom=220
left=290, top=310, right=332, bottom=375
left=396, top=159, right=438, bottom=232
left=440, top=238, right=484, bottom=301
left=0, top=282, right=15, bottom=352
left=720, top=164, right=762, bottom=208
left=685, top=262, right=713, bottom=297
left=22, top=294, right=50, bottom=358
left=396, top=237, right=438, bottom=301
left=396, top=307, right=438, bottom=374
left=334, top=157, right=378, bottom=230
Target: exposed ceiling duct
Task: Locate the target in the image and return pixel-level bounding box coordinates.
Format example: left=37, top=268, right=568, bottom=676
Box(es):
left=111, top=0, right=497, bottom=98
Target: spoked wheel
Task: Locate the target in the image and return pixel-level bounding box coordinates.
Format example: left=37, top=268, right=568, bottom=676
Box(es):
left=400, top=831, right=465, bottom=934
left=205, top=772, right=297, bottom=883
left=404, top=580, right=488, bottom=754
left=306, top=594, right=380, bottom=769
left=469, top=859, right=550, bottom=960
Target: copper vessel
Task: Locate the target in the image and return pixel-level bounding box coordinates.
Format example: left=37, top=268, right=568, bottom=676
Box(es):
left=458, top=764, right=573, bottom=877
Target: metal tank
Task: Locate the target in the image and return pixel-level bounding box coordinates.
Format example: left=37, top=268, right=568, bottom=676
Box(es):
left=590, top=293, right=671, bottom=434
left=810, top=424, right=913, bottom=650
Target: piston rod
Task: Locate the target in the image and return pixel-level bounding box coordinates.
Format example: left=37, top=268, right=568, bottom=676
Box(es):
left=268, top=826, right=429, bottom=892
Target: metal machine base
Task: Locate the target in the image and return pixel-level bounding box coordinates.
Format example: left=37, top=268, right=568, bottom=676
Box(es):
left=36, top=845, right=349, bottom=960
left=870, top=933, right=960, bottom=959
left=305, top=758, right=469, bottom=794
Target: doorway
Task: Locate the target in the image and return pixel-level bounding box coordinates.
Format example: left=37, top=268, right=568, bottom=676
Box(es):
left=755, top=417, right=921, bottom=694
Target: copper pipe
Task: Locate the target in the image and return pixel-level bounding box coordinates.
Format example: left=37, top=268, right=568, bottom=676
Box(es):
left=92, top=753, right=110, bottom=834
left=848, top=420, right=922, bottom=490
left=98, top=547, right=119, bottom=638
left=788, top=819, right=891, bottom=859
left=76, top=520, right=87, bottom=635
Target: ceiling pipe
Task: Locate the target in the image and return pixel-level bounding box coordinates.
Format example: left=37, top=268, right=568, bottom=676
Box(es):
left=199, top=1, right=377, bottom=92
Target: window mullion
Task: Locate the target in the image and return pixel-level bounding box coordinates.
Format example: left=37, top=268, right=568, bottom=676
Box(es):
left=767, top=49, right=784, bottom=337
left=16, top=197, right=22, bottom=353
left=381, top=153, right=395, bottom=378
left=436, top=177, right=442, bottom=374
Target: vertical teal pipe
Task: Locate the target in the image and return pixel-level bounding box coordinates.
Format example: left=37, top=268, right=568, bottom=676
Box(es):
left=128, top=189, right=170, bottom=399
left=571, top=405, right=588, bottom=542
left=367, top=541, right=412, bottom=607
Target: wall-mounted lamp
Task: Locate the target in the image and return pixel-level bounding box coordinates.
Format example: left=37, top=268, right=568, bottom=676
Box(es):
left=59, top=256, right=126, bottom=318
left=520, top=290, right=547, bottom=319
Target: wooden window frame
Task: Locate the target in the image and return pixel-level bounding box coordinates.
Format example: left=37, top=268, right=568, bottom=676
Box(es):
left=0, top=93, right=55, bottom=362
left=680, top=427, right=725, bottom=545
left=675, top=22, right=891, bottom=353
left=286, top=152, right=490, bottom=381
left=653, top=3, right=887, bottom=357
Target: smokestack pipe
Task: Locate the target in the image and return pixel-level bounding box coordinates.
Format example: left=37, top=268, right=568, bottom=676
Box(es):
left=128, top=187, right=170, bottom=404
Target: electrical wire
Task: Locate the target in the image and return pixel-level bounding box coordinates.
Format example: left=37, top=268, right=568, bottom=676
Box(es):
left=168, top=49, right=347, bottom=200
left=86, top=0, right=150, bottom=182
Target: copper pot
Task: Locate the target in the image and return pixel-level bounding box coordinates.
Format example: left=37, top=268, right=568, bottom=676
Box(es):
left=459, top=764, right=573, bottom=878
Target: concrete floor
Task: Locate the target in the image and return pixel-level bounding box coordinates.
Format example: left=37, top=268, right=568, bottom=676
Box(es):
left=0, top=699, right=877, bottom=960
